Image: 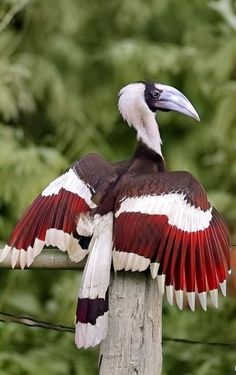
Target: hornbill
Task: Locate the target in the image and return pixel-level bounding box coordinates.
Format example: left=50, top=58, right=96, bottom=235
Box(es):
left=0, top=82, right=231, bottom=348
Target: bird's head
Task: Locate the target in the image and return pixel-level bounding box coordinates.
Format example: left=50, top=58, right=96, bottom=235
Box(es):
left=118, top=81, right=200, bottom=128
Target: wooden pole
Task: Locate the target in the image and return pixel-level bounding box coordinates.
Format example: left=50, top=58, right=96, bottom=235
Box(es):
left=99, top=271, right=162, bottom=375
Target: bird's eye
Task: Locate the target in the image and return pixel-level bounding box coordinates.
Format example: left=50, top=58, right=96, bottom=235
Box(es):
left=152, top=91, right=160, bottom=98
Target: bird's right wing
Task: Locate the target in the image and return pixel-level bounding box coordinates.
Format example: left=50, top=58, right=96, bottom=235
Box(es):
left=0, top=154, right=119, bottom=269
left=0, top=153, right=130, bottom=349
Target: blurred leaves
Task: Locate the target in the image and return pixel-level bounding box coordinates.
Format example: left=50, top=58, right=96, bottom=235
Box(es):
left=210, top=0, right=236, bottom=30
left=163, top=296, right=236, bottom=375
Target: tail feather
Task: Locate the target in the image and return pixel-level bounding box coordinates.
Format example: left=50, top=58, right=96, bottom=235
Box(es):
left=75, top=213, right=113, bottom=348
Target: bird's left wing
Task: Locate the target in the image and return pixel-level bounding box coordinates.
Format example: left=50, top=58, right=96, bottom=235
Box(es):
left=113, top=171, right=231, bottom=310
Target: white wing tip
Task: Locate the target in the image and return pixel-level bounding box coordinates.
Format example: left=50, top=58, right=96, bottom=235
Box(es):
left=187, top=292, right=195, bottom=311
left=1, top=246, right=32, bottom=270
left=0, top=245, right=11, bottom=263
left=168, top=284, right=226, bottom=311
left=199, top=292, right=207, bottom=311
left=175, top=290, right=184, bottom=310
left=210, top=289, right=218, bottom=308
left=166, top=285, right=174, bottom=305
left=75, top=313, right=108, bottom=349
left=11, top=248, right=20, bottom=269
left=26, top=247, right=35, bottom=267
left=20, top=249, right=27, bottom=270
left=219, top=280, right=226, bottom=297
left=150, top=262, right=160, bottom=279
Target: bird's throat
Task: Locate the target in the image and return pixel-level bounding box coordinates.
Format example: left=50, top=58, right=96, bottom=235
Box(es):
left=136, top=117, right=163, bottom=158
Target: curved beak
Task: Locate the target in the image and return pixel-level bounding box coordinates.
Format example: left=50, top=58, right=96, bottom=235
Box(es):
left=155, top=83, right=200, bottom=121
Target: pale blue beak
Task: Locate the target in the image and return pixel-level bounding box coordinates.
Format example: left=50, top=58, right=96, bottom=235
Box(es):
left=155, top=83, right=200, bottom=121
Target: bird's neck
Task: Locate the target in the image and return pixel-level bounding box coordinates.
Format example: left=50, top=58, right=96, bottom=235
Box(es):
left=133, top=141, right=166, bottom=172
left=134, top=113, right=163, bottom=157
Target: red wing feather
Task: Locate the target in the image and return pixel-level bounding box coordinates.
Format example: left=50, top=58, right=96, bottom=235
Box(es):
left=0, top=168, right=96, bottom=269
left=113, top=173, right=231, bottom=310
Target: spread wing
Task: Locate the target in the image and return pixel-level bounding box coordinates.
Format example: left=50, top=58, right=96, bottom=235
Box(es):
left=0, top=154, right=123, bottom=270
left=0, top=153, right=130, bottom=349
left=113, top=171, right=231, bottom=310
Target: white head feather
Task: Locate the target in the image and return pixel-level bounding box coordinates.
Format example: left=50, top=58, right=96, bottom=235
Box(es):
left=118, top=83, right=163, bottom=157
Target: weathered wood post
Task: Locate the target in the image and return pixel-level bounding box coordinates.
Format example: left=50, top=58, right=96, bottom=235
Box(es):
left=99, top=271, right=162, bottom=375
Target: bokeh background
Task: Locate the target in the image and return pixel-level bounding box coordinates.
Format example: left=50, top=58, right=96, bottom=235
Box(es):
left=0, top=0, right=236, bottom=374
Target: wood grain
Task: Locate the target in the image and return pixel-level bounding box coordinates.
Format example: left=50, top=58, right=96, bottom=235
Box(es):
left=99, top=271, right=162, bottom=375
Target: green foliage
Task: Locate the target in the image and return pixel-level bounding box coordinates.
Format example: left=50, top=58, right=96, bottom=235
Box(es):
left=0, top=0, right=235, bottom=374
left=163, top=296, right=236, bottom=375
left=0, top=124, right=67, bottom=238
left=0, top=269, right=98, bottom=375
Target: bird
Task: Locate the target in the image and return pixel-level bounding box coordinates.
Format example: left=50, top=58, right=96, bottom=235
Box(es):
left=0, top=81, right=231, bottom=349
